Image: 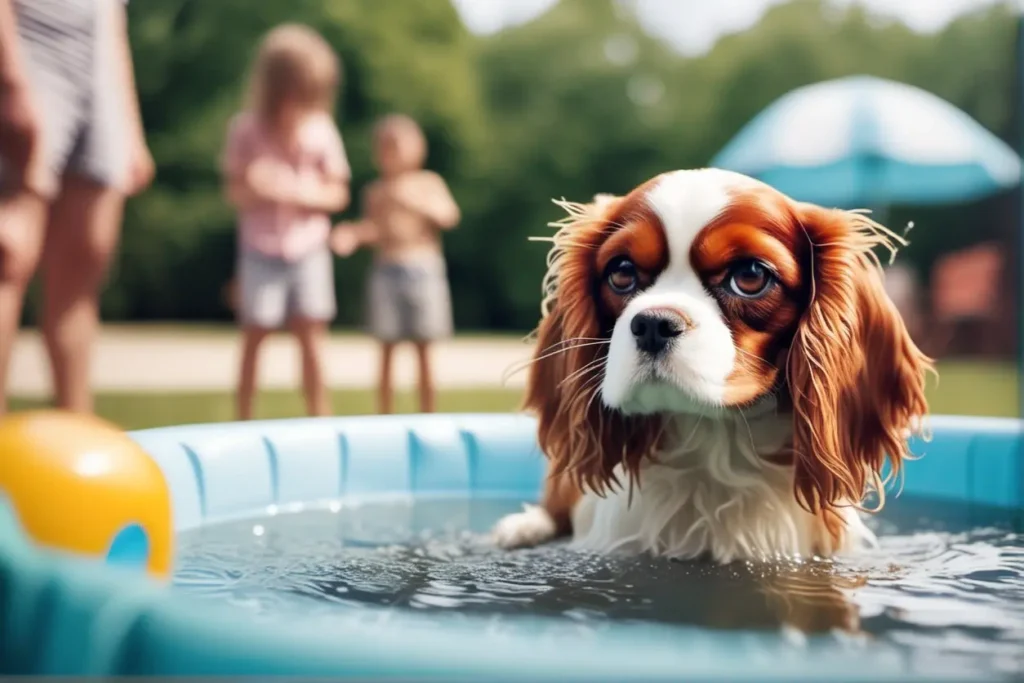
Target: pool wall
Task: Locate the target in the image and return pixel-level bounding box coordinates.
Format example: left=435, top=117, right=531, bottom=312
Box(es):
left=0, top=413, right=1021, bottom=680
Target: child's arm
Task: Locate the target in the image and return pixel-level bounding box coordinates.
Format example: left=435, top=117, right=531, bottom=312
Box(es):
left=289, top=173, right=349, bottom=214
left=414, top=171, right=460, bottom=230
left=289, top=118, right=351, bottom=213
left=223, top=157, right=283, bottom=210
left=330, top=219, right=378, bottom=257
left=329, top=185, right=381, bottom=257
left=223, top=116, right=350, bottom=213
left=221, top=116, right=275, bottom=210
left=227, top=158, right=349, bottom=213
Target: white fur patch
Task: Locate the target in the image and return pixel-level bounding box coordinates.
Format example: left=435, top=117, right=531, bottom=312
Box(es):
left=570, top=413, right=878, bottom=563
left=492, top=504, right=558, bottom=549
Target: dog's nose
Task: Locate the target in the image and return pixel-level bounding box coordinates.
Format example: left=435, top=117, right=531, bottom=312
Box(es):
left=630, top=311, right=684, bottom=354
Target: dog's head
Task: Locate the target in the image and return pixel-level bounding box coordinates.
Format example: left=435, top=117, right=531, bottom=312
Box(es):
left=526, top=169, right=931, bottom=519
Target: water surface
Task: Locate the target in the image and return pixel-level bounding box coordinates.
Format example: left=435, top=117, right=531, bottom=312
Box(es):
left=175, top=497, right=1024, bottom=678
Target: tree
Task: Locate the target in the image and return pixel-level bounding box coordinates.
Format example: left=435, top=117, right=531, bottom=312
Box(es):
left=92, top=0, right=484, bottom=324
left=51, top=0, right=1015, bottom=337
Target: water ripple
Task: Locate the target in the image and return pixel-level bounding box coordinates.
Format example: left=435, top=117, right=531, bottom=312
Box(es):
left=174, top=498, right=1024, bottom=678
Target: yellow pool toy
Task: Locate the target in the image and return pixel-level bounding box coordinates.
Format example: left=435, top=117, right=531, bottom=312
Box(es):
left=0, top=410, right=172, bottom=577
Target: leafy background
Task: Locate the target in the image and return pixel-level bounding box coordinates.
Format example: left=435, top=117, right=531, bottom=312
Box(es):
left=50, top=0, right=1018, bottom=335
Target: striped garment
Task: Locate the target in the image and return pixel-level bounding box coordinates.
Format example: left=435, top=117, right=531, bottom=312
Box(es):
left=3, top=0, right=130, bottom=196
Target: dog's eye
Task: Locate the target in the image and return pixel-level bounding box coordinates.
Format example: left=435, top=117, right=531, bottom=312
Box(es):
left=606, top=257, right=638, bottom=295
left=727, top=260, right=774, bottom=298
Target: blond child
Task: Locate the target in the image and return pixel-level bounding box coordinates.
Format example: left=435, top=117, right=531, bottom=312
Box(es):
left=221, top=24, right=350, bottom=420
left=331, top=115, right=459, bottom=414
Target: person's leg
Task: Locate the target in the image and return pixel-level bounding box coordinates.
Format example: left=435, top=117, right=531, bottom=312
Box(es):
left=237, top=325, right=269, bottom=420
left=367, top=263, right=402, bottom=415
left=236, top=250, right=288, bottom=420
left=0, top=0, right=89, bottom=413
left=289, top=248, right=335, bottom=417
left=406, top=259, right=453, bottom=415
left=38, top=175, right=123, bottom=413
left=0, top=193, right=49, bottom=414
left=378, top=341, right=396, bottom=414
left=290, top=317, right=331, bottom=417
left=414, top=341, right=435, bottom=413
left=37, top=0, right=147, bottom=413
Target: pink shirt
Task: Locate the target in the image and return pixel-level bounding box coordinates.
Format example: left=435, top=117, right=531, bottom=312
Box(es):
left=222, top=111, right=350, bottom=262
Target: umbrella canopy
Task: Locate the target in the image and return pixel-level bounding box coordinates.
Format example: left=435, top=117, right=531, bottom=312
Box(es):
left=711, top=75, right=1021, bottom=208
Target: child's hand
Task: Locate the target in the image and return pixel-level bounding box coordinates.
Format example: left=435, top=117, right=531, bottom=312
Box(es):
left=330, top=223, right=360, bottom=257
left=247, top=159, right=296, bottom=204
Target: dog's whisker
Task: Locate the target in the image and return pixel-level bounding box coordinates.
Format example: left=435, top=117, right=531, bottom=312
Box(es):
left=500, top=339, right=610, bottom=385
left=559, top=356, right=608, bottom=389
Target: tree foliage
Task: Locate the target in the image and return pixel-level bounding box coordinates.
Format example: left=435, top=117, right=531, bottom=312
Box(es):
left=64, top=0, right=1017, bottom=331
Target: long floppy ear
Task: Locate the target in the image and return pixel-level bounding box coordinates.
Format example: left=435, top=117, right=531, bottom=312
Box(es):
left=524, top=196, right=662, bottom=495
left=787, top=205, right=932, bottom=526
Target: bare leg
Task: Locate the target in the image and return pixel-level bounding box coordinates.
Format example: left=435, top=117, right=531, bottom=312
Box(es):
left=290, top=317, right=331, bottom=417
left=0, top=192, right=49, bottom=414
left=414, top=341, right=435, bottom=413
left=237, top=326, right=269, bottom=420
left=377, top=341, right=395, bottom=414
left=38, top=176, right=124, bottom=413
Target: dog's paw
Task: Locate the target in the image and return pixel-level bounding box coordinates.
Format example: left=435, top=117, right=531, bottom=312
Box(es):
left=492, top=504, right=557, bottom=549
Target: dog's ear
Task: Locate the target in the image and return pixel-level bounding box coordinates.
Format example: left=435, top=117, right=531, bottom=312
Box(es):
left=787, top=205, right=932, bottom=533
left=524, top=195, right=662, bottom=495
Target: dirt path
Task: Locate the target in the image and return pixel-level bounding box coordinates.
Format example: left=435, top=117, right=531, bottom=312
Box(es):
left=8, top=327, right=535, bottom=397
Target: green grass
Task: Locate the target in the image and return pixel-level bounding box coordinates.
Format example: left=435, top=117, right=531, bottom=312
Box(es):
left=921, top=360, right=1019, bottom=418
left=9, top=388, right=524, bottom=431
left=8, top=361, right=1017, bottom=432
left=31, top=323, right=527, bottom=343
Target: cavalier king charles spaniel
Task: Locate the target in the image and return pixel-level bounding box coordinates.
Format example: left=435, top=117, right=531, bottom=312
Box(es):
left=493, top=168, right=932, bottom=563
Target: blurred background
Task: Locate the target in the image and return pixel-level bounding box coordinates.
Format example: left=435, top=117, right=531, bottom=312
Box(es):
left=8, top=0, right=1022, bottom=428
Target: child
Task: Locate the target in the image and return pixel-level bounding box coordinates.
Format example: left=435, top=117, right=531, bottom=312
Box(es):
left=331, top=114, right=459, bottom=414
left=221, top=24, right=350, bottom=420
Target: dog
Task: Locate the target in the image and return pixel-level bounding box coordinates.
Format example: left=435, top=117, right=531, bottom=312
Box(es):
left=493, top=168, right=931, bottom=563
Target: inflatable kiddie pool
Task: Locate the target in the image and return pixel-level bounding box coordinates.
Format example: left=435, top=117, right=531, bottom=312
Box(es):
left=0, top=412, right=1020, bottom=680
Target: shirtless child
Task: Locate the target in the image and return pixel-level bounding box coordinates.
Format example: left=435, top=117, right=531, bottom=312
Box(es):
left=331, top=114, right=459, bottom=414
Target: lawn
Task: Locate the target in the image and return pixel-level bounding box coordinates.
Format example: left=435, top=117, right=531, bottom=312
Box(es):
left=7, top=360, right=1017, bottom=432
left=922, top=360, right=1019, bottom=418
left=8, top=388, right=524, bottom=431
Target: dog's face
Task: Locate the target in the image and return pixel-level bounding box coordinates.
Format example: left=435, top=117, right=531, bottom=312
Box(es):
left=527, top=169, right=931, bottom=515
left=597, top=170, right=806, bottom=415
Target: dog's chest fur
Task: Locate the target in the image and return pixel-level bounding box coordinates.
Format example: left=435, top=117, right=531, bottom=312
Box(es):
left=569, top=413, right=875, bottom=562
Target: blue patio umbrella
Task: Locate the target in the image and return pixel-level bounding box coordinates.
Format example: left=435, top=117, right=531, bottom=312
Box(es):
left=711, top=75, right=1021, bottom=208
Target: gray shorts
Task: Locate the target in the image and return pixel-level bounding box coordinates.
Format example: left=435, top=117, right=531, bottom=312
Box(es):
left=238, top=248, right=337, bottom=329
left=367, top=257, right=453, bottom=343
left=0, top=0, right=128, bottom=197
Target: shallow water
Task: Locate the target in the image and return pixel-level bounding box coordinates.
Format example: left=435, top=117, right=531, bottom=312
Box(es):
left=175, top=497, right=1024, bottom=678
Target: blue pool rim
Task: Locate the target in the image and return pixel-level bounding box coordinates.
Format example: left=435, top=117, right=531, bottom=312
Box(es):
left=0, top=413, right=1021, bottom=680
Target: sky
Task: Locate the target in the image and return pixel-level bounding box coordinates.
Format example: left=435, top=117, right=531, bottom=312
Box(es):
left=449, top=0, right=1017, bottom=55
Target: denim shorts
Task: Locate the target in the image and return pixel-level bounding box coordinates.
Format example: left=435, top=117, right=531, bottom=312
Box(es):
left=366, top=256, right=453, bottom=343
left=237, top=247, right=337, bottom=329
